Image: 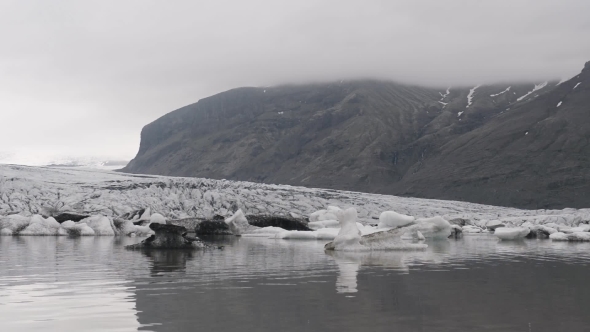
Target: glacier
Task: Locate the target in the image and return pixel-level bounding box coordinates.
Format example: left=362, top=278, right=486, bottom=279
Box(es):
left=1, top=164, right=590, bottom=242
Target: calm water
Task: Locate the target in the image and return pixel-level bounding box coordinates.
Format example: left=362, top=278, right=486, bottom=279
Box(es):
left=1, top=235, right=590, bottom=332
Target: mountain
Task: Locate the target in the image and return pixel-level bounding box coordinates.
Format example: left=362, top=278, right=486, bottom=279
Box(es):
left=122, top=61, right=590, bottom=209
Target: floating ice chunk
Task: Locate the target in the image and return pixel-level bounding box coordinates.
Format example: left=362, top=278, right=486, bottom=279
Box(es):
left=309, top=210, right=326, bottom=222
left=534, top=225, right=558, bottom=235
left=308, top=219, right=340, bottom=230
left=150, top=213, right=166, bottom=225
left=224, top=209, right=251, bottom=235
left=359, top=224, right=382, bottom=236
left=330, top=208, right=362, bottom=250
left=378, top=210, right=415, bottom=229
left=462, top=225, right=484, bottom=233
left=130, top=225, right=153, bottom=237
left=19, top=215, right=61, bottom=236
left=242, top=226, right=286, bottom=237
left=275, top=230, right=319, bottom=240
left=557, top=101, right=562, bottom=107
left=564, top=224, right=590, bottom=233
left=0, top=215, right=30, bottom=233
left=29, top=214, right=46, bottom=225
left=494, top=227, right=530, bottom=240
left=57, top=227, right=69, bottom=236
left=60, top=220, right=96, bottom=236
left=82, top=216, right=115, bottom=236
left=310, top=209, right=339, bottom=222
left=410, top=216, right=452, bottom=239
left=20, top=222, right=54, bottom=236
left=550, top=232, right=590, bottom=242
left=486, top=220, right=505, bottom=230
left=316, top=227, right=340, bottom=239
left=44, top=217, right=61, bottom=229
left=325, top=208, right=427, bottom=251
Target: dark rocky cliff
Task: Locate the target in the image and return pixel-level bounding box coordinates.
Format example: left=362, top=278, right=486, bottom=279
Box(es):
left=123, top=62, right=590, bottom=209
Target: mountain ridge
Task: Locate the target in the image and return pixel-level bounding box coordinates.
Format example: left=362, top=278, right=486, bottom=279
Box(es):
left=122, top=62, right=590, bottom=209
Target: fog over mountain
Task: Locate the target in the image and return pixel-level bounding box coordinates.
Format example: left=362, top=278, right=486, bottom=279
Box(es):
left=1, top=0, right=589, bottom=160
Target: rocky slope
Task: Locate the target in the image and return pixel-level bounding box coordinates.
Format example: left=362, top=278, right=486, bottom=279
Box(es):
left=122, top=62, right=590, bottom=209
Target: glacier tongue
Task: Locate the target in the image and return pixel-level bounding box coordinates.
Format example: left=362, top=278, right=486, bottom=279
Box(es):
left=1, top=164, right=590, bottom=237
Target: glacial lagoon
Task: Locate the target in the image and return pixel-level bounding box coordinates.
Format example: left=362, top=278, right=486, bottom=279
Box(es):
left=2, top=235, right=590, bottom=332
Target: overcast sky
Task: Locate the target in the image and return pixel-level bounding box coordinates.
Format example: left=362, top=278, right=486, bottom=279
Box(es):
left=1, top=0, right=589, bottom=162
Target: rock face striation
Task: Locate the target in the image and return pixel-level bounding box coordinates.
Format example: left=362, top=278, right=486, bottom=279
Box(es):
left=120, top=61, right=588, bottom=209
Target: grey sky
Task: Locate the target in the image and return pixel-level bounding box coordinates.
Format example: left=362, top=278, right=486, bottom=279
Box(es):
left=1, top=0, right=589, bottom=161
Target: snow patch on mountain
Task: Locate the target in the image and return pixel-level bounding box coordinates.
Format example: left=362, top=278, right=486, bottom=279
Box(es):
left=517, top=82, right=548, bottom=102
left=439, top=87, right=450, bottom=100
left=466, top=85, right=480, bottom=108
left=574, top=82, right=581, bottom=89
left=490, top=86, right=511, bottom=97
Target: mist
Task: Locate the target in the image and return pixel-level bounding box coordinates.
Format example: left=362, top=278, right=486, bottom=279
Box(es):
left=1, top=0, right=589, bottom=160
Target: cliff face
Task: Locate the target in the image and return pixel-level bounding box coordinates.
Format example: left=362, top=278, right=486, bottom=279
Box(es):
left=123, top=62, right=590, bottom=209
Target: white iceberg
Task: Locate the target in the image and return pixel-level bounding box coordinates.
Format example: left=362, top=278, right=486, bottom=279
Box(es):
left=324, top=208, right=428, bottom=251
left=308, top=219, right=340, bottom=230
left=407, top=216, right=452, bottom=239
left=377, top=210, right=415, bottom=229
left=60, top=220, right=96, bottom=236
left=150, top=213, right=166, bottom=225
left=309, top=210, right=338, bottom=223
left=82, top=216, right=115, bottom=236
left=0, top=215, right=31, bottom=234
left=494, top=227, right=530, bottom=240
left=462, top=225, right=484, bottom=233
left=225, top=209, right=255, bottom=235
left=19, top=215, right=61, bottom=236
left=550, top=232, right=590, bottom=242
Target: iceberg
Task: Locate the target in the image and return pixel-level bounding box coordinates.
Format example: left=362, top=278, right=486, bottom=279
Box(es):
left=324, top=208, right=428, bottom=251
left=406, top=216, right=452, bottom=239
left=82, top=216, right=115, bottom=236
left=0, top=215, right=30, bottom=234
left=60, top=220, right=96, bottom=236
left=550, top=232, right=590, bottom=242
left=377, top=210, right=415, bottom=229
left=224, top=209, right=256, bottom=235
left=494, top=227, right=530, bottom=240
left=19, top=215, right=61, bottom=236
left=308, top=219, right=340, bottom=230
left=150, top=213, right=166, bottom=225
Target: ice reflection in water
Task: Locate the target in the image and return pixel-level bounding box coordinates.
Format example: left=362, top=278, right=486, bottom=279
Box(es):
left=2, top=235, right=590, bottom=331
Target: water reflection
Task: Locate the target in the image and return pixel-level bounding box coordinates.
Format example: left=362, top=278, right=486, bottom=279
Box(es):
left=139, top=249, right=199, bottom=276
left=0, top=236, right=141, bottom=332
left=3, top=235, right=590, bottom=332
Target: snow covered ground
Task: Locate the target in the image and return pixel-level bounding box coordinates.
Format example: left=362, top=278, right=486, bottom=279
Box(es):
left=1, top=164, right=589, bottom=232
